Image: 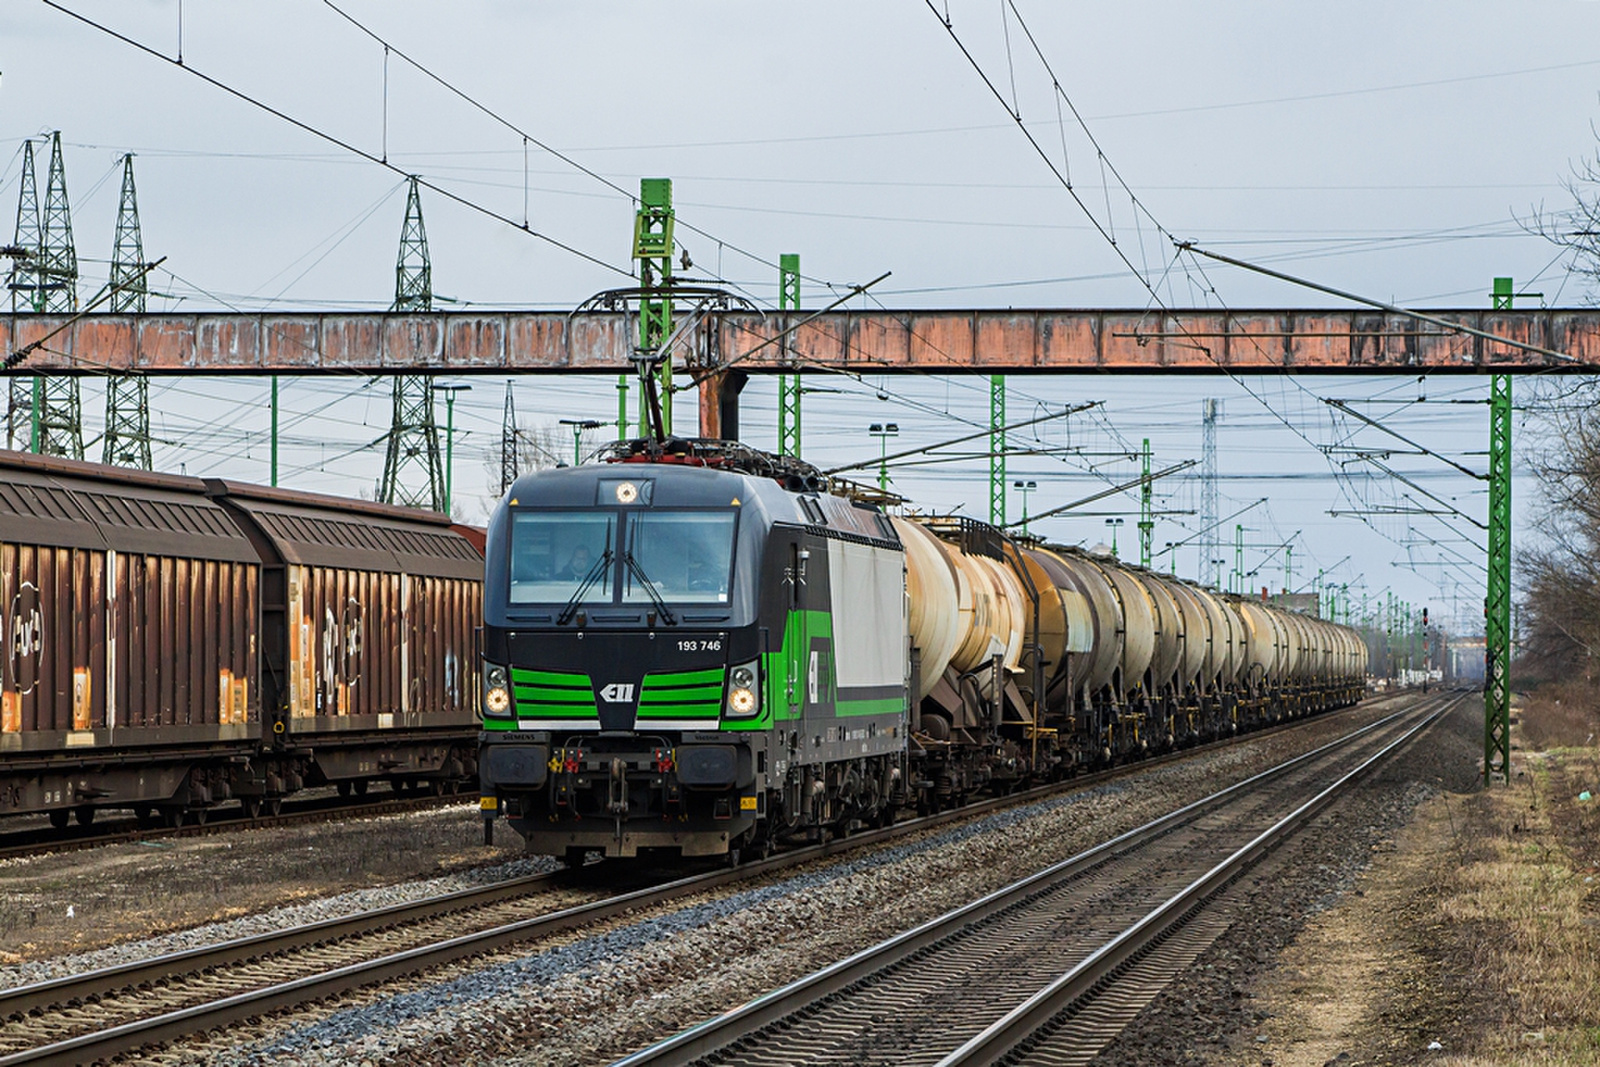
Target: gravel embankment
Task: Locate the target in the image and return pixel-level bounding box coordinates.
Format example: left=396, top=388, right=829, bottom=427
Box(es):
left=1093, top=692, right=1483, bottom=1066
left=0, top=804, right=542, bottom=977
left=145, top=701, right=1413, bottom=1067
left=0, top=855, right=554, bottom=991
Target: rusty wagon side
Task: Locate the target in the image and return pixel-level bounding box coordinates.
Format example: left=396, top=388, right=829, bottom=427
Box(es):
left=206, top=480, right=484, bottom=797
left=0, top=452, right=260, bottom=827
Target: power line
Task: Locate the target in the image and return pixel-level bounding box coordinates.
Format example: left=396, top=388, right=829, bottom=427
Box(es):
left=43, top=0, right=634, bottom=279
left=922, top=1, right=1487, bottom=592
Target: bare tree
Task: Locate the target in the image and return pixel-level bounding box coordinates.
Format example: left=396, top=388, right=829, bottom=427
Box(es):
left=480, top=421, right=564, bottom=497
left=1518, top=402, right=1600, bottom=687
left=1520, top=142, right=1600, bottom=302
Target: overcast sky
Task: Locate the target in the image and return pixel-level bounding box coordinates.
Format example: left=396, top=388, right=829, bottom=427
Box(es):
left=6, top=1, right=1600, bottom=634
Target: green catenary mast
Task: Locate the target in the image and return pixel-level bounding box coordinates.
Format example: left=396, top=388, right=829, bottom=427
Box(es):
left=1484, top=277, right=1514, bottom=783
left=633, top=178, right=675, bottom=437
left=1138, top=437, right=1154, bottom=567
left=989, top=374, right=1005, bottom=526
left=777, top=253, right=801, bottom=455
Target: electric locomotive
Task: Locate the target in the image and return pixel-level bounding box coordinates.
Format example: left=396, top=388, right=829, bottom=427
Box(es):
left=477, top=441, right=908, bottom=863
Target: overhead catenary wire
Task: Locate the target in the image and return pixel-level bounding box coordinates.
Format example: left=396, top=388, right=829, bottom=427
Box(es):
left=922, top=1, right=1492, bottom=597
left=43, top=0, right=635, bottom=279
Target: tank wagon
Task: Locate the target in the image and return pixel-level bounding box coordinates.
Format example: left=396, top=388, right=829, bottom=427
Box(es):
left=477, top=441, right=1367, bottom=863
left=0, top=449, right=483, bottom=828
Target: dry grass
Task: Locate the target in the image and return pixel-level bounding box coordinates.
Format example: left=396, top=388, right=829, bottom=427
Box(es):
left=1428, top=751, right=1600, bottom=1065
left=1518, top=681, right=1600, bottom=751
left=1232, top=716, right=1600, bottom=1067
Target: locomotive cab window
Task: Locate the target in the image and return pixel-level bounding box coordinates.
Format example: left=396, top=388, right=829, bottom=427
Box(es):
left=622, top=510, right=736, bottom=605
left=509, top=511, right=615, bottom=604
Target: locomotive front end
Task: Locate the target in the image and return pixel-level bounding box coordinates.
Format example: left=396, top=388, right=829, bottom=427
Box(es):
left=478, top=464, right=772, bottom=861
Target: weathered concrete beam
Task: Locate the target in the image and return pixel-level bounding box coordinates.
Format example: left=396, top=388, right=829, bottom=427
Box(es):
left=4, top=308, right=1596, bottom=375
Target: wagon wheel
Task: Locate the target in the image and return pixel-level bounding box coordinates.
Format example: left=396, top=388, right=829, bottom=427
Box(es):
left=74, top=807, right=95, bottom=827
left=265, top=796, right=283, bottom=818
left=336, top=782, right=352, bottom=799
left=241, top=797, right=262, bottom=820
left=48, top=809, right=69, bottom=831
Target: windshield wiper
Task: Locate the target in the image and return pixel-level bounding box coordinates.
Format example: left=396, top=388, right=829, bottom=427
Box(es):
left=556, top=549, right=613, bottom=626
left=623, top=551, right=678, bottom=626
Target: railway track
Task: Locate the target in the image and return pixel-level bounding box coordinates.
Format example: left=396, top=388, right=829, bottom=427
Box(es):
left=0, top=692, right=1417, bottom=1066
left=0, top=788, right=473, bottom=863
left=0, top=689, right=1417, bottom=865
left=615, top=690, right=1462, bottom=1067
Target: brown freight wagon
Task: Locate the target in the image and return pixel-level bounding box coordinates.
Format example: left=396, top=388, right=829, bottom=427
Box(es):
left=0, top=452, right=259, bottom=827
left=205, top=481, right=485, bottom=795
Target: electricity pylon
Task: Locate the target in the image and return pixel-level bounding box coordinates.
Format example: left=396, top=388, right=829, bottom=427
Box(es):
left=500, top=380, right=518, bottom=495
left=38, top=132, right=77, bottom=313
left=104, top=154, right=153, bottom=469
left=8, top=139, right=41, bottom=313
left=32, top=133, right=83, bottom=459
left=377, top=176, right=444, bottom=510
left=7, top=139, right=41, bottom=449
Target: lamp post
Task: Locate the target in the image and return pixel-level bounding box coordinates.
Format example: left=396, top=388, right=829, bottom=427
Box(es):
left=558, top=418, right=603, bottom=466
left=1211, top=560, right=1228, bottom=591
left=1105, top=517, right=1124, bottom=558
left=869, top=422, right=899, bottom=492
left=435, top=383, right=471, bottom=517
left=1013, top=479, right=1036, bottom=535
left=1164, top=540, right=1177, bottom=574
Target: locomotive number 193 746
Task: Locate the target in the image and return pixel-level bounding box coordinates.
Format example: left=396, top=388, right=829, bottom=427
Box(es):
left=678, top=639, right=722, bottom=652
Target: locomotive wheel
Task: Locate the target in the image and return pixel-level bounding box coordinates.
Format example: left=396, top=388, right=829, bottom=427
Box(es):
left=562, top=846, right=588, bottom=868
left=48, top=809, right=69, bottom=831
left=724, top=846, right=743, bottom=868
left=74, top=807, right=95, bottom=827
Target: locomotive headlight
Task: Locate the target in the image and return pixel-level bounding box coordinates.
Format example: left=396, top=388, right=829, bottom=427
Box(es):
left=725, top=660, right=760, bottom=718
left=483, top=664, right=511, bottom=716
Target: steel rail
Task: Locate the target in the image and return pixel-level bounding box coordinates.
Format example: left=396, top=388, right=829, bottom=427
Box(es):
left=0, top=868, right=559, bottom=1021
left=0, top=691, right=1398, bottom=863
left=610, top=693, right=1447, bottom=1067
left=0, top=690, right=1403, bottom=1013
left=936, top=693, right=1462, bottom=1067
left=0, top=694, right=1403, bottom=1066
